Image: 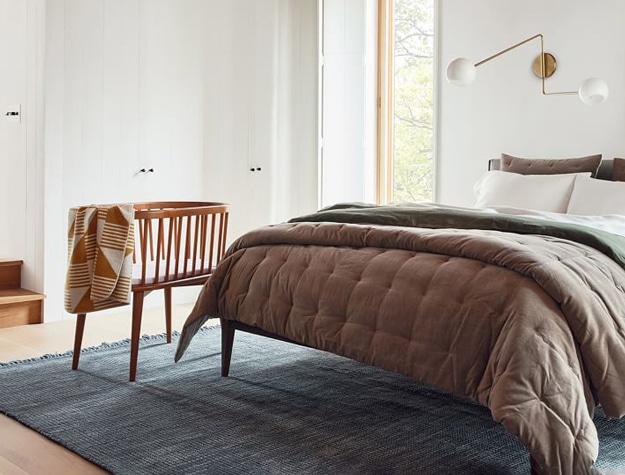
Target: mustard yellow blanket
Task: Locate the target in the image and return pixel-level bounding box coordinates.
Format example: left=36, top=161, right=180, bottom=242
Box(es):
left=65, top=205, right=135, bottom=313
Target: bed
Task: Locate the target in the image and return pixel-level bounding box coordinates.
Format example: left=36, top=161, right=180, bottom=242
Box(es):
left=174, top=157, right=625, bottom=475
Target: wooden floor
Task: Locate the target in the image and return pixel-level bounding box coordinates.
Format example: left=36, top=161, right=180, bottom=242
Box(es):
left=0, top=303, right=214, bottom=475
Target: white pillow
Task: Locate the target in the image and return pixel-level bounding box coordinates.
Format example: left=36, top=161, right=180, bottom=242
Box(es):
left=567, top=176, right=625, bottom=215
left=473, top=171, right=583, bottom=213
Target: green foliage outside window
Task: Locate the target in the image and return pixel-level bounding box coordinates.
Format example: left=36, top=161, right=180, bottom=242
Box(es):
left=392, top=0, right=434, bottom=203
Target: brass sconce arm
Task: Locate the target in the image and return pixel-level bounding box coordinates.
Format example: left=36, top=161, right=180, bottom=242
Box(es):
left=474, top=34, right=542, bottom=67
left=475, top=34, right=576, bottom=96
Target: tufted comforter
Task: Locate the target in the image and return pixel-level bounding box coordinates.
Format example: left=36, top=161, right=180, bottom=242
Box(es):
left=175, top=204, right=625, bottom=475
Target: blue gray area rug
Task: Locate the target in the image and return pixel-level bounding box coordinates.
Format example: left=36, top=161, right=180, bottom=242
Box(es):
left=1, top=326, right=624, bottom=475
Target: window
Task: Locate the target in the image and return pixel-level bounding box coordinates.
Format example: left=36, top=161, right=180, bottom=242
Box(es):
left=319, top=0, right=435, bottom=207
left=378, top=0, right=435, bottom=203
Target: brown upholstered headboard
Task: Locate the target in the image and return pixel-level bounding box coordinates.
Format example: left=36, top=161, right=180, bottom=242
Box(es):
left=488, top=158, right=614, bottom=181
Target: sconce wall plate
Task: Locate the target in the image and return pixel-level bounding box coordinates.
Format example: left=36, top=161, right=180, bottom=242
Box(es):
left=532, top=53, right=556, bottom=79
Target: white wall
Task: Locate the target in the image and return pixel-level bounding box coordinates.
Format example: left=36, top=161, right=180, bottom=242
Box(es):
left=0, top=0, right=45, bottom=293
left=43, top=0, right=318, bottom=320
left=438, top=0, right=625, bottom=206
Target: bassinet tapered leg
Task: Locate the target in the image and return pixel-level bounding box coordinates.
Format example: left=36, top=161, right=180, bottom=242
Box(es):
left=72, top=314, right=87, bottom=370
left=129, top=291, right=145, bottom=382
left=221, top=318, right=235, bottom=377
left=164, top=287, right=172, bottom=344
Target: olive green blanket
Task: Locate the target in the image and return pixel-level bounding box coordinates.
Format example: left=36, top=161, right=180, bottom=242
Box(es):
left=290, top=203, right=625, bottom=269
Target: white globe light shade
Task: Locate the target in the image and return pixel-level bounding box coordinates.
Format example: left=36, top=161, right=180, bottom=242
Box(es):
left=578, top=78, right=609, bottom=105
left=446, top=58, right=476, bottom=86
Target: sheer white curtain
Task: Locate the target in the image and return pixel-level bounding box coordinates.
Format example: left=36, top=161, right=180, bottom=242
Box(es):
left=320, top=0, right=378, bottom=207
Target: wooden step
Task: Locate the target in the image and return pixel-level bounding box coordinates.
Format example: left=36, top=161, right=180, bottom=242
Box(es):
left=0, top=289, right=45, bottom=328
left=0, top=259, right=22, bottom=290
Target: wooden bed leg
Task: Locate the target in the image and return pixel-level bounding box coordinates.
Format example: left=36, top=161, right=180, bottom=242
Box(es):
left=221, top=318, right=235, bottom=377
left=72, top=314, right=86, bottom=370
left=530, top=456, right=542, bottom=475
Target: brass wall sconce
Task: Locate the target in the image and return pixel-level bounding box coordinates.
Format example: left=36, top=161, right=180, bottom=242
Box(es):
left=446, top=34, right=609, bottom=106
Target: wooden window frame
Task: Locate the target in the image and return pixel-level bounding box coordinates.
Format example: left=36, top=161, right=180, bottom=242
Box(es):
left=376, top=0, right=438, bottom=204
left=376, top=0, right=394, bottom=204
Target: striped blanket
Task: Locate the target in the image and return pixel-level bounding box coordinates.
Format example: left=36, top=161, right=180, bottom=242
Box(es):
left=65, top=204, right=135, bottom=314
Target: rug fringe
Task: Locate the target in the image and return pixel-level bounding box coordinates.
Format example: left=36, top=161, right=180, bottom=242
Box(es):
left=0, top=324, right=220, bottom=368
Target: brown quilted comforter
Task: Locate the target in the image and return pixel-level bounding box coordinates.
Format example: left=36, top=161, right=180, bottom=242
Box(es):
left=176, top=205, right=625, bottom=475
